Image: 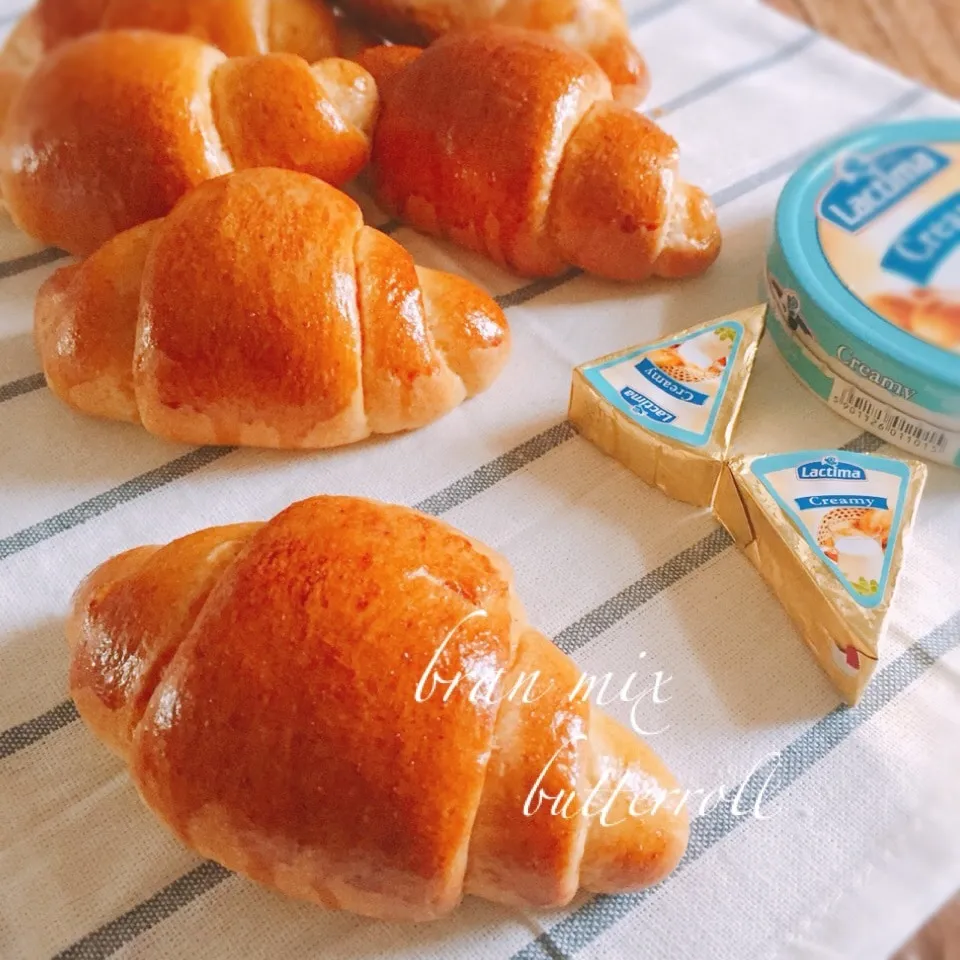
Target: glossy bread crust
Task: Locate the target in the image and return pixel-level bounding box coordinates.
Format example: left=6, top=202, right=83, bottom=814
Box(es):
left=34, top=220, right=160, bottom=422
left=136, top=170, right=364, bottom=447
left=0, top=32, right=230, bottom=256
left=548, top=101, right=676, bottom=280
left=210, top=54, right=373, bottom=184
left=355, top=226, right=467, bottom=434
left=464, top=628, right=591, bottom=908
left=136, top=499, right=519, bottom=920
left=34, top=169, right=510, bottom=448
left=66, top=526, right=260, bottom=757
left=0, top=0, right=343, bottom=136
left=365, top=29, right=612, bottom=277
left=6, top=0, right=339, bottom=60
left=361, top=28, right=721, bottom=281
left=549, top=102, right=722, bottom=281
left=336, top=0, right=649, bottom=96
left=99, top=0, right=339, bottom=60
left=0, top=30, right=377, bottom=255
left=68, top=497, right=688, bottom=921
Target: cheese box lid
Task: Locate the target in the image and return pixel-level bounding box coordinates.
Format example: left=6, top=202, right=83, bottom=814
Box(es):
left=766, top=119, right=960, bottom=466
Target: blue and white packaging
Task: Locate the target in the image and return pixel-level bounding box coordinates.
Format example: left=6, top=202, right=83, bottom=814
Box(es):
left=766, top=119, right=960, bottom=467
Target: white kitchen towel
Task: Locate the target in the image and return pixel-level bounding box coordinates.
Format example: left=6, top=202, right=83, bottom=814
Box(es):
left=1, top=1, right=959, bottom=958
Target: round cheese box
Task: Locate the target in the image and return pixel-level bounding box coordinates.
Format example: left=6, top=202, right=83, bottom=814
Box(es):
left=765, top=118, right=960, bottom=467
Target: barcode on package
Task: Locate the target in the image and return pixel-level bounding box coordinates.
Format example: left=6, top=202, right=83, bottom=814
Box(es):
left=829, top=382, right=960, bottom=462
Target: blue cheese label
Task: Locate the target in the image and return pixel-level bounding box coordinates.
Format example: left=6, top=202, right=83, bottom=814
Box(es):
left=581, top=321, right=744, bottom=448
left=817, top=141, right=960, bottom=353
left=750, top=451, right=911, bottom=609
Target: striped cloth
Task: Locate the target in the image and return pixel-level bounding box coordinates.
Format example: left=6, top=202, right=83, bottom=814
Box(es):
left=1, top=1, right=959, bottom=958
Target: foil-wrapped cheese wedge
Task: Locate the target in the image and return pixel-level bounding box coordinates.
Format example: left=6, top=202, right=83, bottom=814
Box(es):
left=569, top=305, right=765, bottom=507
left=714, top=450, right=926, bottom=704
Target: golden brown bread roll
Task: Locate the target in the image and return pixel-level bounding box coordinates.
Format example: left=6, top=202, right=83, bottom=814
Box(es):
left=336, top=0, right=649, bottom=100
left=0, top=0, right=351, bottom=126
left=68, top=495, right=689, bottom=921
left=35, top=168, right=510, bottom=448
left=359, top=29, right=721, bottom=282
left=0, top=29, right=378, bottom=255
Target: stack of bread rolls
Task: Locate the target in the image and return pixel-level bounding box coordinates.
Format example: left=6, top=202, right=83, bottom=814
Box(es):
left=1, top=0, right=720, bottom=923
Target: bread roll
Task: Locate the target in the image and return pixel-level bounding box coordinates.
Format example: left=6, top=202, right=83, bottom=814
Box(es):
left=337, top=0, right=649, bottom=100
left=35, top=169, right=510, bottom=448
left=0, top=0, right=346, bottom=128
left=69, top=496, right=689, bottom=920
left=360, top=29, right=721, bottom=282
left=0, top=30, right=377, bottom=254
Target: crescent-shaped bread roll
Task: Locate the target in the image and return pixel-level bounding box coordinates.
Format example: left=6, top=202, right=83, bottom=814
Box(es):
left=35, top=168, right=510, bottom=448
left=0, top=0, right=355, bottom=127
left=0, top=30, right=378, bottom=255
left=360, top=29, right=721, bottom=282
left=68, top=496, right=689, bottom=921
left=336, top=0, right=649, bottom=100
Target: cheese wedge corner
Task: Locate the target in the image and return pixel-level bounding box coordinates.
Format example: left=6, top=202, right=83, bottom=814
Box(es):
left=714, top=449, right=926, bottom=704
left=569, top=305, right=765, bottom=507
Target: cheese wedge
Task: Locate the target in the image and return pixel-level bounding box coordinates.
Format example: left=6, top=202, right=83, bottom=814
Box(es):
left=714, top=450, right=926, bottom=704
left=569, top=305, right=765, bottom=507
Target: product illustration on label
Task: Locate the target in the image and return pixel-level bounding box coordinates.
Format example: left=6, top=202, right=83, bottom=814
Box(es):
left=570, top=306, right=766, bottom=508
left=583, top=322, right=743, bottom=448
left=715, top=448, right=926, bottom=704
left=751, top=452, right=911, bottom=608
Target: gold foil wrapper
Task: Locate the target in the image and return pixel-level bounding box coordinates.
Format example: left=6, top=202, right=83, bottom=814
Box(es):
left=569, top=305, right=766, bottom=508
left=714, top=454, right=927, bottom=705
